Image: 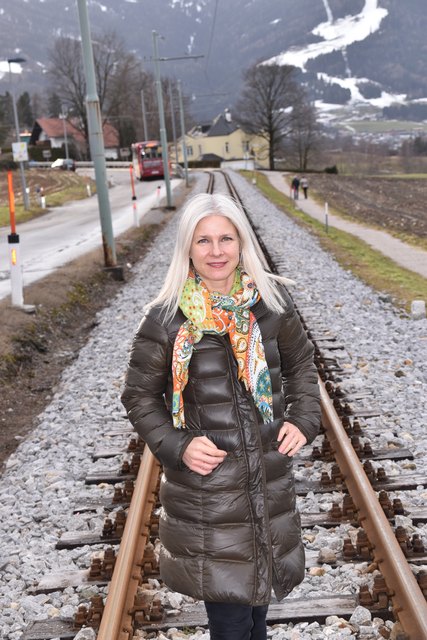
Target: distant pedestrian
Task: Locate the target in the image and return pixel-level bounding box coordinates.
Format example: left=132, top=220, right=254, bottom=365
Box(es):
left=300, top=176, right=308, bottom=199
left=291, top=175, right=300, bottom=200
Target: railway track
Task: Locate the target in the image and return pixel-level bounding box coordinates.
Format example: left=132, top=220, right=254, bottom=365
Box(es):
left=21, top=171, right=427, bottom=640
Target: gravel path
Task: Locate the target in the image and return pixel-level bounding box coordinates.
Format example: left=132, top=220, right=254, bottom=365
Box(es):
left=0, top=171, right=426, bottom=640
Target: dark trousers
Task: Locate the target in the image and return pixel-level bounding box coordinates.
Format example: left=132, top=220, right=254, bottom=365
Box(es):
left=205, top=602, right=268, bottom=640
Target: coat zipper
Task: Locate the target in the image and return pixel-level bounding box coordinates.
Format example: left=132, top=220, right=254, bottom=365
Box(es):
left=221, top=334, right=270, bottom=603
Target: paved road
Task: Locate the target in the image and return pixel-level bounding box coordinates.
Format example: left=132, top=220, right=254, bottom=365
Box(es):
left=0, top=169, right=182, bottom=302
left=265, top=171, right=427, bottom=280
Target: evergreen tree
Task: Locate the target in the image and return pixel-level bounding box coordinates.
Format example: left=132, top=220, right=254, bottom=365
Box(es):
left=47, top=92, right=62, bottom=118
left=17, top=91, right=33, bottom=128
left=0, top=95, right=10, bottom=146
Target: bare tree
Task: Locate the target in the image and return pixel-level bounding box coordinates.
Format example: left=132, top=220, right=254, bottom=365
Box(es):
left=49, top=37, right=87, bottom=129
left=48, top=31, right=145, bottom=156
left=31, top=92, right=45, bottom=120
left=285, top=102, right=321, bottom=171
left=233, top=62, right=303, bottom=170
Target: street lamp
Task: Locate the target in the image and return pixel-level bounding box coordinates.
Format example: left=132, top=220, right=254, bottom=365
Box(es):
left=7, top=56, right=30, bottom=210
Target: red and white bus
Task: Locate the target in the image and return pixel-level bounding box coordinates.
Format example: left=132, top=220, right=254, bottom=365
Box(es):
left=131, top=140, right=164, bottom=180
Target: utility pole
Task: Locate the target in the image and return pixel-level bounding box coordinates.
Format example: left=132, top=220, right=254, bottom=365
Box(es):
left=76, top=0, right=119, bottom=271
left=151, top=37, right=203, bottom=206
left=61, top=105, right=70, bottom=162
left=168, top=80, right=179, bottom=166
left=140, top=89, right=148, bottom=140
left=177, top=80, right=189, bottom=187
left=7, top=57, right=30, bottom=211
left=152, top=30, right=174, bottom=209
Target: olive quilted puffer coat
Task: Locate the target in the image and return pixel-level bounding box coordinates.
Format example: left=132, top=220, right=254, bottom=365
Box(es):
left=121, top=288, right=320, bottom=605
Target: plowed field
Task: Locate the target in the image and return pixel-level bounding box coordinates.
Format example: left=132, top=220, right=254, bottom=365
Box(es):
left=306, top=175, right=427, bottom=239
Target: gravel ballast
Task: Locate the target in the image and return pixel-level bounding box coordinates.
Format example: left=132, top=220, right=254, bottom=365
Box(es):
left=0, top=171, right=426, bottom=640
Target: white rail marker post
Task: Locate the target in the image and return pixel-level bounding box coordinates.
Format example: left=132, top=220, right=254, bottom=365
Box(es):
left=325, top=202, right=329, bottom=233
left=129, top=164, right=139, bottom=227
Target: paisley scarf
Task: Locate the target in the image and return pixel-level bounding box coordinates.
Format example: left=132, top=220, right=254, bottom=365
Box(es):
left=171, top=268, right=273, bottom=429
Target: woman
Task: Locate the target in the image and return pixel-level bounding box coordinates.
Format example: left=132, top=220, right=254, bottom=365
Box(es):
left=121, top=193, right=320, bottom=640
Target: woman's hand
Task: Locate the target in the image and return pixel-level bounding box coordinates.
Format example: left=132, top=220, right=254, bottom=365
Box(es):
left=277, top=421, right=307, bottom=457
left=182, top=435, right=227, bottom=475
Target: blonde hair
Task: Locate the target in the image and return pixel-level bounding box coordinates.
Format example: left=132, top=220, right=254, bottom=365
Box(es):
left=149, top=193, right=291, bottom=319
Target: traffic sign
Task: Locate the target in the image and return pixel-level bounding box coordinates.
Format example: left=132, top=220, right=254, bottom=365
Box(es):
left=12, top=142, right=29, bottom=162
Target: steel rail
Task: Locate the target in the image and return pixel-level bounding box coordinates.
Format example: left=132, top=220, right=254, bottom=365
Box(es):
left=319, top=380, right=427, bottom=639
left=224, top=167, right=427, bottom=636
left=97, top=445, right=160, bottom=640
left=94, top=172, right=426, bottom=639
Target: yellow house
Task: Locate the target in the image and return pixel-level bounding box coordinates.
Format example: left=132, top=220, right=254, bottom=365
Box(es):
left=174, top=110, right=269, bottom=169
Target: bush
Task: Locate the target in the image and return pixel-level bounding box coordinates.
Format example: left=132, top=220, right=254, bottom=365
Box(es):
left=0, top=154, right=17, bottom=171
left=324, top=164, right=338, bottom=174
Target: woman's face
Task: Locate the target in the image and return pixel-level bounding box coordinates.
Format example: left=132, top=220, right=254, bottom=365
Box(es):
left=190, top=215, right=240, bottom=294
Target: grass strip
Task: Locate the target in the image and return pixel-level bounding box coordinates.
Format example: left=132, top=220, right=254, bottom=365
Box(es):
left=242, top=171, right=427, bottom=313
left=0, top=174, right=95, bottom=227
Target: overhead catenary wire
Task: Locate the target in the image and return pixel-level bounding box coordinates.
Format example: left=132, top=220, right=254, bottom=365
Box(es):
left=205, top=0, right=219, bottom=73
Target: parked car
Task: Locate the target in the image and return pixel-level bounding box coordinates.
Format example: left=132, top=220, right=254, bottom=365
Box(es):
left=51, top=158, right=76, bottom=171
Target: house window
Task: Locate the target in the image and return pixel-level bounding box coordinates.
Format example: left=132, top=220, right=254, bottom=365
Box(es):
left=225, top=142, right=229, bottom=154
left=243, top=141, right=250, bottom=152
left=198, top=144, right=202, bottom=155
left=187, top=146, right=193, bottom=156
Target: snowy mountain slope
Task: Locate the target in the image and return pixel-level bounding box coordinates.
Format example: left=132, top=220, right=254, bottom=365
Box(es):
left=0, top=0, right=425, bottom=120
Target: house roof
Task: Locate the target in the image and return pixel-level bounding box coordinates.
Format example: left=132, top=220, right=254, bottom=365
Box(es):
left=31, top=118, right=119, bottom=149
left=200, top=153, right=223, bottom=161
left=207, top=113, right=239, bottom=137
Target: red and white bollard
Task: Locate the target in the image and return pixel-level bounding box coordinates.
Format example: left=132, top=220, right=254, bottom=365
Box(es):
left=7, top=171, right=24, bottom=307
